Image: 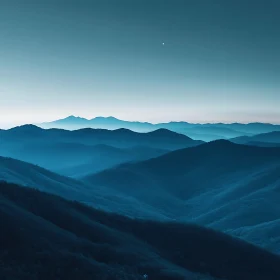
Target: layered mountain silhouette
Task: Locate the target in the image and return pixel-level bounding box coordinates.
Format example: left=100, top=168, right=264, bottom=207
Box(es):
left=1, top=180, right=280, bottom=280
left=83, top=141, right=280, bottom=253
left=1, top=125, right=201, bottom=149
left=0, top=125, right=201, bottom=176
left=1, top=140, right=280, bottom=253
left=231, top=131, right=280, bottom=147
left=0, top=156, right=169, bottom=220
left=0, top=141, right=168, bottom=177
left=41, top=115, right=155, bottom=131
left=39, top=116, right=280, bottom=141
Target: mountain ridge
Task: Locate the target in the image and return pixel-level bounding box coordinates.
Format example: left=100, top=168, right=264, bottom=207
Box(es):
left=1, top=125, right=198, bottom=177
left=38, top=115, right=280, bottom=141
left=2, top=138, right=280, bottom=253
left=2, top=125, right=201, bottom=149
left=231, top=131, right=280, bottom=145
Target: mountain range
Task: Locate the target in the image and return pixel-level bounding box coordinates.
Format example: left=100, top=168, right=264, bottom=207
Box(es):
left=1, top=123, right=280, bottom=278
left=1, top=139, right=280, bottom=254
left=0, top=125, right=201, bottom=176
left=83, top=140, right=280, bottom=253
left=39, top=115, right=280, bottom=141
left=2, top=180, right=280, bottom=280
left=231, top=131, right=280, bottom=147
left=0, top=155, right=170, bottom=220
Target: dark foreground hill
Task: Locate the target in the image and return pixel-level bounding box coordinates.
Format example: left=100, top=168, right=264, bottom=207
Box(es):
left=1, top=181, right=280, bottom=280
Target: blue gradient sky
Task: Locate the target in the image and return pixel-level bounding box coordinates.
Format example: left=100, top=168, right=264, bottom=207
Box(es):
left=0, top=0, right=279, bottom=127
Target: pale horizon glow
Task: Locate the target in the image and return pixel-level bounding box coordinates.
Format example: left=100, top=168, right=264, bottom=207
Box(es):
left=1, top=0, right=279, bottom=128
left=1, top=111, right=280, bottom=130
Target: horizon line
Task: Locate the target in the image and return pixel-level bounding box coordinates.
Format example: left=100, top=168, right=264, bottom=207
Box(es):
left=44, top=115, right=280, bottom=126
left=1, top=114, right=280, bottom=130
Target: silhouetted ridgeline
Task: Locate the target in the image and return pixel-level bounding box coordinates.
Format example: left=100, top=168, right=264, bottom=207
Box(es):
left=1, top=181, right=280, bottom=280
left=1, top=125, right=202, bottom=149
left=0, top=125, right=202, bottom=176
left=40, top=115, right=280, bottom=141
left=231, top=131, right=280, bottom=146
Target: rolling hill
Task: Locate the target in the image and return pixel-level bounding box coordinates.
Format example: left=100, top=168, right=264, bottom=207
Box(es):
left=83, top=141, right=280, bottom=253
left=1, top=181, right=280, bottom=280
left=0, top=125, right=202, bottom=150
left=0, top=156, right=171, bottom=220
left=2, top=141, right=280, bottom=253
left=0, top=141, right=168, bottom=177
left=231, top=131, right=280, bottom=146
left=0, top=125, right=201, bottom=176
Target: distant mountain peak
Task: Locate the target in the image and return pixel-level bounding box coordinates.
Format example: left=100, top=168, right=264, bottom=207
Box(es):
left=93, top=116, right=119, bottom=120
left=149, top=128, right=192, bottom=139
left=63, top=115, right=88, bottom=120
left=114, top=128, right=134, bottom=133
left=47, top=115, right=90, bottom=125
left=9, top=124, right=42, bottom=131
left=89, top=116, right=123, bottom=124
left=204, top=139, right=237, bottom=148
left=66, top=115, right=81, bottom=118
left=151, top=128, right=172, bottom=133
left=150, top=128, right=177, bottom=135
left=208, top=139, right=232, bottom=144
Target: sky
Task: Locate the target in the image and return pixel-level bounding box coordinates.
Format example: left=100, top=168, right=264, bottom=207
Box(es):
left=0, top=0, right=280, bottom=128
